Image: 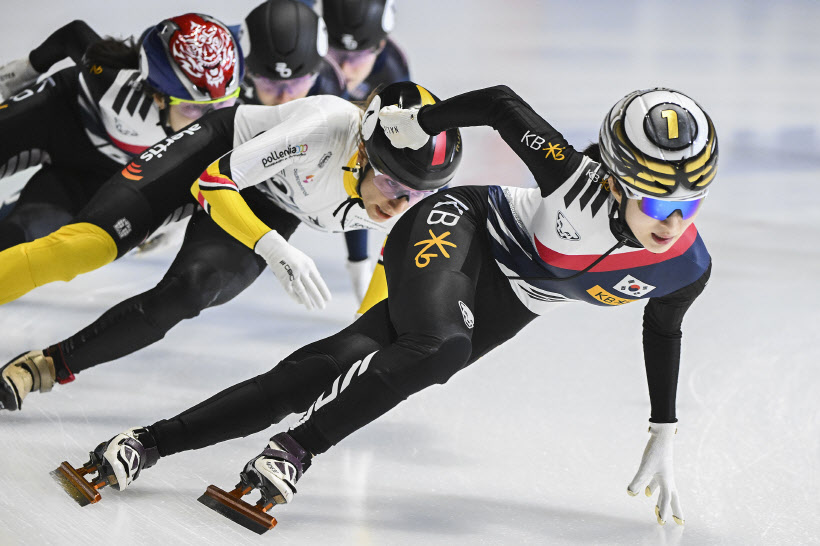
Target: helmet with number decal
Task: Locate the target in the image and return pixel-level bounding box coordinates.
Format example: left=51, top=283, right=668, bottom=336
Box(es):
left=242, top=0, right=328, bottom=80
left=324, top=0, right=395, bottom=51
left=599, top=88, right=718, bottom=200
left=139, top=13, right=243, bottom=102
left=362, top=81, right=462, bottom=191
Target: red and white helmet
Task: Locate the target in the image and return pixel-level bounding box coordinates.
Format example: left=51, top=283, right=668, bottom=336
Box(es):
left=139, top=13, right=244, bottom=102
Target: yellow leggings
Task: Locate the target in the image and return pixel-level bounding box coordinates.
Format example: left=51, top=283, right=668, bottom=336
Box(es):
left=0, top=223, right=117, bottom=305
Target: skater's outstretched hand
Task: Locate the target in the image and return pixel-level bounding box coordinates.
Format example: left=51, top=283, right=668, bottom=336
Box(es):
left=255, top=230, right=331, bottom=310
left=0, top=57, right=39, bottom=101
left=378, top=105, right=429, bottom=150
left=627, top=422, right=684, bottom=526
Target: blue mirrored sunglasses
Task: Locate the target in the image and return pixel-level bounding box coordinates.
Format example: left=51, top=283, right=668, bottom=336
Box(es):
left=636, top=195, right=704, bottom=221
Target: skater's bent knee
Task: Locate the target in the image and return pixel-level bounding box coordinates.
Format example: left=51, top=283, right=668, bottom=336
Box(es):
left=380, top=332, right=473, bottom=393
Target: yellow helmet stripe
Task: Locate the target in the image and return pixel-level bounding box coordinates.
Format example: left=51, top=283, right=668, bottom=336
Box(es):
left=684, top=127, right=716, bottom=173
left=621, top=176, right=668, bottom=195
left=416, top=85, right=436, bottom=106
left=693, top=168, right=717, bottom=187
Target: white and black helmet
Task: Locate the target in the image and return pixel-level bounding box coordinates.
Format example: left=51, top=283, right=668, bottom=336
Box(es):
left=599, top=88, right=718, bottom=200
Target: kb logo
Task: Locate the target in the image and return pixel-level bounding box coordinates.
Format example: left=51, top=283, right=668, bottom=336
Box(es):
left=275, top=62, right=292, bottom=78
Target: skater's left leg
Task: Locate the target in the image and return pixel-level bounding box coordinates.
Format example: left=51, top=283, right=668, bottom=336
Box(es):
left=287, top=187, right=537, bottom=457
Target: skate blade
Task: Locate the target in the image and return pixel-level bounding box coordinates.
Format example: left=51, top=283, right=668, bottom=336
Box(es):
left=197, top=484, right=277, bottom=535
left=50, top=462, right=102, bottom=507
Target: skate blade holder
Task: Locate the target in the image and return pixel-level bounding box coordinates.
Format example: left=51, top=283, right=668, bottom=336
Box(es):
left=198, top=484, right=278, bottom=535
left=50, top=460, right=110, bottom=507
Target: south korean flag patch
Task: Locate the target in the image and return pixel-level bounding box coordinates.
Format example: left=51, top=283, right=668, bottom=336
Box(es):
left=614, top=275, right=655, bottom=298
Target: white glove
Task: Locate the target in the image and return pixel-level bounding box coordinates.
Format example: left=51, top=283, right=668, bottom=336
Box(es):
left=345, top=258, right=373, bottom=304
left=0, top=58, right=39, bottom=101
left=254, top=230, right=331, bottom=310
left=378, top=105, right=430, bottom=150
left=627, top=421, right=684, bottom=526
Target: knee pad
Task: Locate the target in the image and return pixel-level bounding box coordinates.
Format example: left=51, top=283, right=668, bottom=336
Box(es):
left=145, top=274, right=212, bottom=327
left=380, top=331, right=473, bottom=396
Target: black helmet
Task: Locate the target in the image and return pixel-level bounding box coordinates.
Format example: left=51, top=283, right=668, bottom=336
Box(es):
left=242, top=0, right=329, bottom=80
left=324, top=0, right=395, bottom=51
left=362, top=82, right=462, bottom=191
left=599, top=88, right=718, bottom=199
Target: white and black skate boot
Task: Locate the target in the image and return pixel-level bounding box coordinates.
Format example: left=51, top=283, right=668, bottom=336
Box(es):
left=0, top=351, right=56, bottom=411
left=241, top=432, right=312, bottom=506
left=198, top=432, right=312, bottom=533
left=92, top=427, right=160, bottom=491
left=53, top=426, right=160, bottom=506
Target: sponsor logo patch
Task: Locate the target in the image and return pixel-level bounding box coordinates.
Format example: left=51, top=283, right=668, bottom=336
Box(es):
left=555, top=211, right=580, bottom=241
left=274, top=62, right=292, bottom=78
left=318, top=151, right=333, bottom=168
left=261, top=143, right=309, bottom=168
left=121, top=162, right=143, bottom=181
left=414, top=229, right=457, bottom=268
left=542, top=142, right=566, bottom=160
left=586, top=285, right=636, bottom=306
left=139, top=124, right=201, bottom=162
left=341, top=34, right=358, bottom=50
left=426, top=195, right=469, bottom=226
left=113, top=218, right=132, bottom=239
left=613, top=275, right=655, bottom=298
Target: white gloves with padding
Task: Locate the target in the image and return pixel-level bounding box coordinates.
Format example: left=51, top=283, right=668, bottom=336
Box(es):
left=255, top=230, right=331, bottom=310
left=378, top=105, right=430, bottom=150
left=0, top=58, right=39, bottom=101
left=627, top=421, right=684, bottom=526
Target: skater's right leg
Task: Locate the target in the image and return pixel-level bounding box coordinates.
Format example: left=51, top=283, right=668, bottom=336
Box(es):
left=71, top=302, right=392, bottom=492
left=149, top=300, right=395, bottom=457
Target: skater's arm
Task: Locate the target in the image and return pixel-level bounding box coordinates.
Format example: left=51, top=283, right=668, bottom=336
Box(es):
left=0, top=20, right=102, bottom=99
left=642, top=262, right=711, bottom=423
left=29, top=20, right=102, bottom=72
left=416, top=85, right=583, bottom=196
left=191, top=104, right=332, bottom=248
left=191, top=155, right=272, bottom=249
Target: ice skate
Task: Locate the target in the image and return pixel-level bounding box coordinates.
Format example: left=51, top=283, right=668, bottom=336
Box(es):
left=0, top=351, right=55, bottom=411
left=198, top=432, right=311, bottom=534
left=52, top=427, right=159, bottom=506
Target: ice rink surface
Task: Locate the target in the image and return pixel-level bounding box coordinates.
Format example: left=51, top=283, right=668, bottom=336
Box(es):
left=1, top=1, right=819, bottom=544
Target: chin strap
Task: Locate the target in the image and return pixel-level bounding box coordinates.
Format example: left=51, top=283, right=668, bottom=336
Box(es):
left=155, top=94, right=175, bottom=136
left=608, top=196, right=643, bottom=248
